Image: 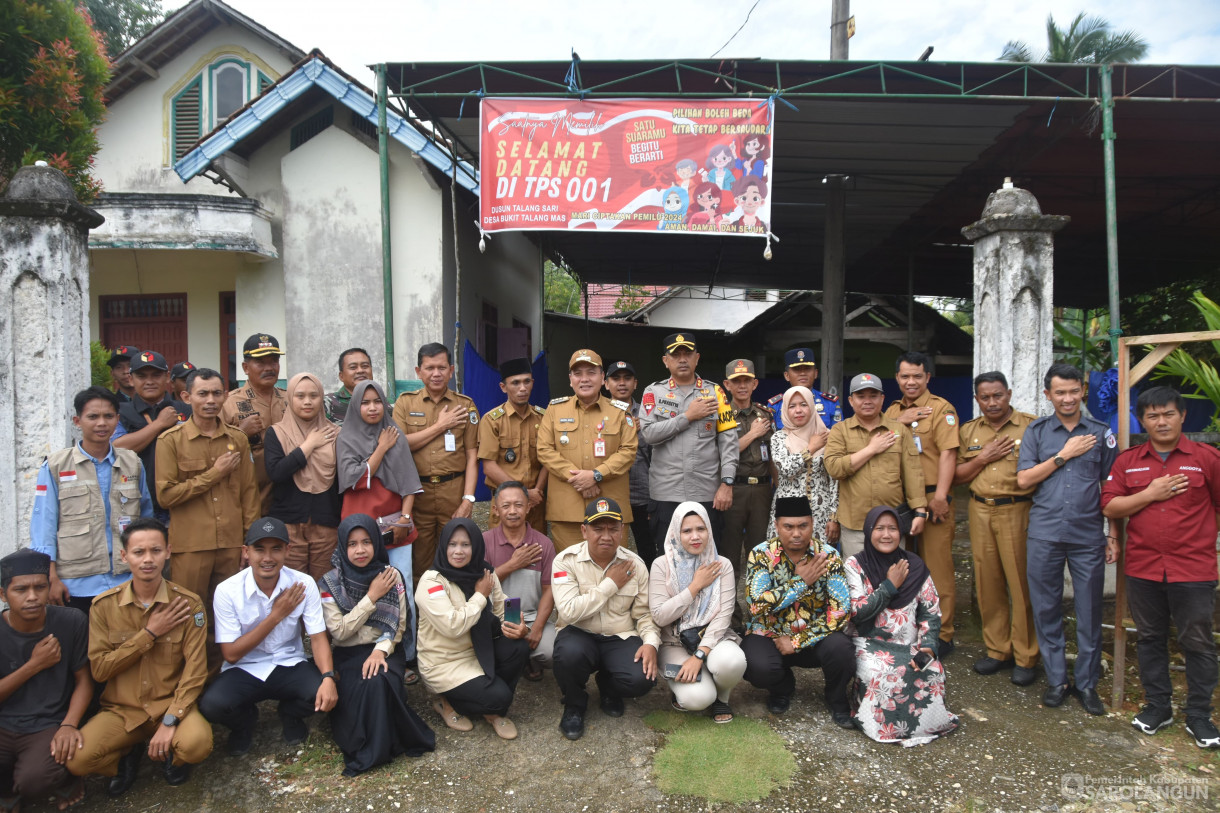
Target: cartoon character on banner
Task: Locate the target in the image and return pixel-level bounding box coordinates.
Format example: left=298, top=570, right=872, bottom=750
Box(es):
left=732, top=135, right=770, bottom=180
left=686, top=181, right=723, bottom=228
left=728, top=175, right=768, bottom=234
left=658, top=186, right=689, bottom=231
left=673, top=159, right=698, bottom=194
left=699, top=144, right=738, bottom=194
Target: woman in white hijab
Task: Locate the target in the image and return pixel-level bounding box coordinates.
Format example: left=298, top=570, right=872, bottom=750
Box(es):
left=766, top=386, right=840, bottom=549
left=647, top=502, right=746, bottom=723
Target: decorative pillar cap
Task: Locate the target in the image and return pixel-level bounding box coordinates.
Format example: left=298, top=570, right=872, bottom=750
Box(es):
left=961, top=180, right=1068, bottom=241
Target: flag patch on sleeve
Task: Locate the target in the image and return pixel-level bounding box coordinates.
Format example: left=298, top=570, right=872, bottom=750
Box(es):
left=553, top=571, right=570, bottom=584
left=320, top=591, right=335, bottom=603
left=35, top=485, right=47, bottom=498
left=427, top=584, right=446, bottom=598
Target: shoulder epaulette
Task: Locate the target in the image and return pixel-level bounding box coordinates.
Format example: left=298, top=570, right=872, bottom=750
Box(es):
left=487, top=406, right=506, bottom=420
left=767, top=393, right=783, bottom=406
left=550, top=396, right=570, bottom=405
left=160, top=421, right=185, bottom=436
left=758, top=402, right=775, bottom=414
left=95, top=584, right=124, bottom=601
left=820, top=390, right=838, bottom=403
left=532, top=404, right=547, bottom=416
left=610, top=399, right=630, bottom=411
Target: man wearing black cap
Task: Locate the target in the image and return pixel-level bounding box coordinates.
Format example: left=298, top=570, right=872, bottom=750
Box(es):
left=107, top=345, right=139, bottom=403
left=114, top=350, right=191, bottom=520
left=478, top=357, right=548, bottom=532
left=742, top=496, right=855, bottom=727
left=198, top=517, right=336, bottom=756
left=0, top=549, right=91, bottom=810
left=638, top=332, right=738, bottom=566
left=604, top=360, right=652, bottom=558
left=550, top=498, right=659, bottom=740
left=221, top=334, right=287, bottom=515
left=767, top=348, right=842, bottom=431
left=169, top=362, right=195, bottom=402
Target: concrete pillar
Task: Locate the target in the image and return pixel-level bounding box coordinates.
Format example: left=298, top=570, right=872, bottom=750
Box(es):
left=961, top=180, right=1069, bottom=417
left=0, top=165, right=104, bottom=555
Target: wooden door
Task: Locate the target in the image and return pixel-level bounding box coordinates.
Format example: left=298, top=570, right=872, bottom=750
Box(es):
left=99, top=294, right=189, bottom=366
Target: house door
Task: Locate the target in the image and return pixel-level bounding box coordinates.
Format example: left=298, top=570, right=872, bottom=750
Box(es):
left=99, top=294, right=189, bottom=366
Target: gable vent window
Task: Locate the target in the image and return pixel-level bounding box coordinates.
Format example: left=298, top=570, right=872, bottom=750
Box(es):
left=169, top=56, right=278, bottom=165
left=350, top=111, right=377, bottom=141
left=290, top=106, right=334, bottom=150
left=172, top=77, right=203, bottom=160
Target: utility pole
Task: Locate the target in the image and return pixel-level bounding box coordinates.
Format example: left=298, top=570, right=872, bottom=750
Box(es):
left=821, top=0, right=849, bottom=396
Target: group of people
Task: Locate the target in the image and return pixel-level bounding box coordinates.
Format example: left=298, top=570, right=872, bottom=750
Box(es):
left=3, top=330, right=1217, bottom=809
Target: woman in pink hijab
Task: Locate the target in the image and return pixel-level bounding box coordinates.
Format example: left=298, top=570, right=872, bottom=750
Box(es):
left=765, top=387, right=840, bottom=547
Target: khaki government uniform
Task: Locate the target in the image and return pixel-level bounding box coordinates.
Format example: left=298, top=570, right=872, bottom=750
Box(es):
left=720, top=402, right=774, bottom=569
left=413, top=570, right=506, bottom=694
left=477, top=401, right=547, bottom=532
left=824, top=415, right=927, bottom=528
left=958, top=410, right=1039, bottom=667
left=155, top=419, right=260, bottom=670
left=220, top=384, right=286, bottom=515
left=884, top=391, right=960, bottom=641
left=536, top=396, right=638, bottom=551
left=392, top=388, right=478, bottom=579
left=67, top=580, right=212, bottom=778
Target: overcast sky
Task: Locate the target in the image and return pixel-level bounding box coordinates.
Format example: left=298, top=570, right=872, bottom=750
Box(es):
left=197, top=0, right=1219, bottom=85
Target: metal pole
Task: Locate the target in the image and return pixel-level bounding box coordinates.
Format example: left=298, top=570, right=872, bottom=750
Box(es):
left=1100, top=64, right=1121, bottom=359
left=822, top=0, right=849, bottom=396
left=1081, top=308, right=1089, bottom=371
left=907, top=257, right=915, bottom=350
left=377, top=64, right=396, bottom=396
left=830, top=0, right=850, bottom=60
left=1111, top=336, right=1130, bottom=711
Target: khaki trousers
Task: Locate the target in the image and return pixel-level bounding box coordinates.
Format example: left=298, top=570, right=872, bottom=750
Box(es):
left=969, top=499, right=1039, bottom=667
left=413, top=478, right=464, bottom=581
left=917, top=512, right=956, bottom=641
left=549, top=521, right=585, bottom=553
left=68, top=710, right=212, bottom=777
left=170, top=547, right=242, bottom=676
left=285, top=521, right=338, bottom=580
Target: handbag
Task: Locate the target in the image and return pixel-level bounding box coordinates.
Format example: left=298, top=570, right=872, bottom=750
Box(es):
left=679, top=625, right=709, bottom=655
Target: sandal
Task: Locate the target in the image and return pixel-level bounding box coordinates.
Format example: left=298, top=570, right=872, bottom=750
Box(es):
left=709, top=700, right=734, bottom=724
left=671, top=693, right=687, bottom=712
left=404, top=668, right=420, bottom=686
left=52, top=776, right=86, bottom=810
left=485, top=715, right=518, bottom=740
left=431, top=698, right=473, bottom=732
left=524, top=663, right=544, bottom=682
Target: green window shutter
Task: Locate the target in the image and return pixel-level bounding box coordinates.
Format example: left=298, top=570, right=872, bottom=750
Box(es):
left=172, top=76, right=203, bottom=160
left=258, top=71, right=274, bottom=93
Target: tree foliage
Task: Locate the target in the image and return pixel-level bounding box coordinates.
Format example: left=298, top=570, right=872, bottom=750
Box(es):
left=0, top=1, right=110, bottom=201
left=1000, top=13, right=1149, bottom=64
left=544, top=260, right=581, bottom=315
left=84, top=0, right=162, bottom=59
left=614, top=284, right=648, bottom=314
left=1151, top=291, right=1220, bottom=432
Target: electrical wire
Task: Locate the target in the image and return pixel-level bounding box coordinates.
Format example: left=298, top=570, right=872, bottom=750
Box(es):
left=710, top=0, right=763, bottom=59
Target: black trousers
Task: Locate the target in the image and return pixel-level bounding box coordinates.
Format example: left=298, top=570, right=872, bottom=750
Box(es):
left=630, top=502, right=653, bottom=564
left=741, top=631, right=854, bottom=712
left=650, top=501, right=725, bottom=568
left=1127, top=576, right=1218, bottom=719
left=198, top=660, right=322, bottom=735
left=553, top=627, right=656, bottom=712
left=441, top=636, right=530, bottom=717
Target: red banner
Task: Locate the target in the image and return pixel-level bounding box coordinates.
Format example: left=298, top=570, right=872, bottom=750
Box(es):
left=479, top=98, right=773, bottom=236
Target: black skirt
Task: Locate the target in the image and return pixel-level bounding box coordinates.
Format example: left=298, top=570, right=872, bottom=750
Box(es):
left=331, top=643, right=435, bottom=776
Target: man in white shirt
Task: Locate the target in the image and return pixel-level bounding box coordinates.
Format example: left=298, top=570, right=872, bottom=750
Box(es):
left=197, top=518, right=337, bottom=756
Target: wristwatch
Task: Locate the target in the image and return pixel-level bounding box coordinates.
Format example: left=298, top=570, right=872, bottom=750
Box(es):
left=320, top=670, right=338, bottom=684
left=721, top=477, right=735, bottom=486
left=913, top=511, right=928, bottom=519
left=1053, top=455, right=1066, bottom=468
left=694, top=650, right=707, bottom=661
left=592, top=469, right=604, bottom=483
left=462, top=494, right=476, bottom=503
left=162, top=714, right=179, bottom=727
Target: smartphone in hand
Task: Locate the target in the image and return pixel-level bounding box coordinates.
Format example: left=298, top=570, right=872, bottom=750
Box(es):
left=912, top=650, right=933, bottom=670
left=504, top=597, right=522, bottom=626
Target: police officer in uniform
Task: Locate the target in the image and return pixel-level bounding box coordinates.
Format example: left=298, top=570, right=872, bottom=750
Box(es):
left=638, top=333, right=737, bottom=566
left=768, top=348, right=841, bottom=431
left=536, top=350, right=638, bottom=552
left=719, top=359, right=774, bottom=570
left=478, top=357, right=548, bottom=532
left=391, top=342, right=479, bottom=581
left=220, top=334, right=287, bottom=515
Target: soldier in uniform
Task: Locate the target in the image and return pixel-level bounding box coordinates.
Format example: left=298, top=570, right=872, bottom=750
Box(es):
left=324, top=348, right=373, bottom=426
left=604, top=361, right=652, bottom=562
left=638, top=333, right=737, bottom=566
left=220, top=334, right=287, bottom=515
left=107, top=345, right=139, bottom=403
left=883, top=351, right=960, bottom=658
left=953, top=371, right=1039, bottom=686
left=391, top=343, right=479, bottom=582
left=719, top=359, right=775, bottom=570
left=768, top=348, right=841, bottom=431
left=68, top=518, right=211, bottom=794
left=477, top=357, right=548, bottom=532
left=536, top=350, right=638, bottom=552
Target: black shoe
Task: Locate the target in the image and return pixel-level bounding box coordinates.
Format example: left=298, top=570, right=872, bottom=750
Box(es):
left=1010, top=666, right=1038, bottom=686
left=1186, top=717, right=1220, bottom=749
left=163, top=754, right=192, bottom=786
left=107, top=746, right=142, bottom=797
left=831, top=710, right=855, bottom=730
left=599, top=693, right=625, bottom=718
left=227, top=727, right=255, bottom=757
left=973, top=656, right=1015, bottom=675
left=1132, top=704, right=1173, bottom=735
left=559, top=706, right=585, bottom=740
left=1042, top=683, right=1071, bottom=707
left=937, top=639, right=956, bottom=659
left=766, top=694, right=792, bottom=715
left=1077, top=687, right=1106, bottom=716
left=282, top=716, right=309, bottom=746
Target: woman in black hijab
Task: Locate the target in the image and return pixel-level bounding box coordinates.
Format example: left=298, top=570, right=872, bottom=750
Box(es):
left=842, top=506, right=959, bottom=744
left=414, top=518, right=530, bottom=739
left=320, top=514, right=434, bottom=775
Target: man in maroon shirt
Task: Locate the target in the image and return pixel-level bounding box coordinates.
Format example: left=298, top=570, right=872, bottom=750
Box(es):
left=1102, top=386, right=1220, bottom=749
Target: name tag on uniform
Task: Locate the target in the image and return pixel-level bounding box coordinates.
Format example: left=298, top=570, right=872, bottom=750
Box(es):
left=409, top=412, right=425, bottom=417
left=760, top=444, right=770, bottom=462
left=594, top=439, right=606, bottom=457
left=913, top=436, right=923, bottom=454
left=444, top=431, right=456, bottom=452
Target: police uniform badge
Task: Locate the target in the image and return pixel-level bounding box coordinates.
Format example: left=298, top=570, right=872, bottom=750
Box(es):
left=505, top=449, right=517, bottom=463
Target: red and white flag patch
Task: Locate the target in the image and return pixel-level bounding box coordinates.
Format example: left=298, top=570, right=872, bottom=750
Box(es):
left=319, top=591, right=335, bottom=604
left=553, top=570, right=570, bottom=584
left=427, top=584, right=446, bottom=598
left=58, top=471, right=77, bottom=482
left=35, top=485, right=47, bottom=498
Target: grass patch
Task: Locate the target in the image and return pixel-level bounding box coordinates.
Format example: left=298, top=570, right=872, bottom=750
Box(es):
left=279, top=738, right=344, bottom=777
left=642, top=709, right=687, bottom=733
left=652, top=715, right=795, bottom=804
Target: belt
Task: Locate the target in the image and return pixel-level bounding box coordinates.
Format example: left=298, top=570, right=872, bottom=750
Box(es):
left=423, top=471, right=463, bottom=485
left=971, top=493, right=1032, bottom=507
left=741, top=476, right=772, bottom=486
left=925, top=485, right=938, bottom=493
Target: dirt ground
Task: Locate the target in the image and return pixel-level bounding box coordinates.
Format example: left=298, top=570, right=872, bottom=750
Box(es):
left=36, top=496, right=1220, bottom=812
